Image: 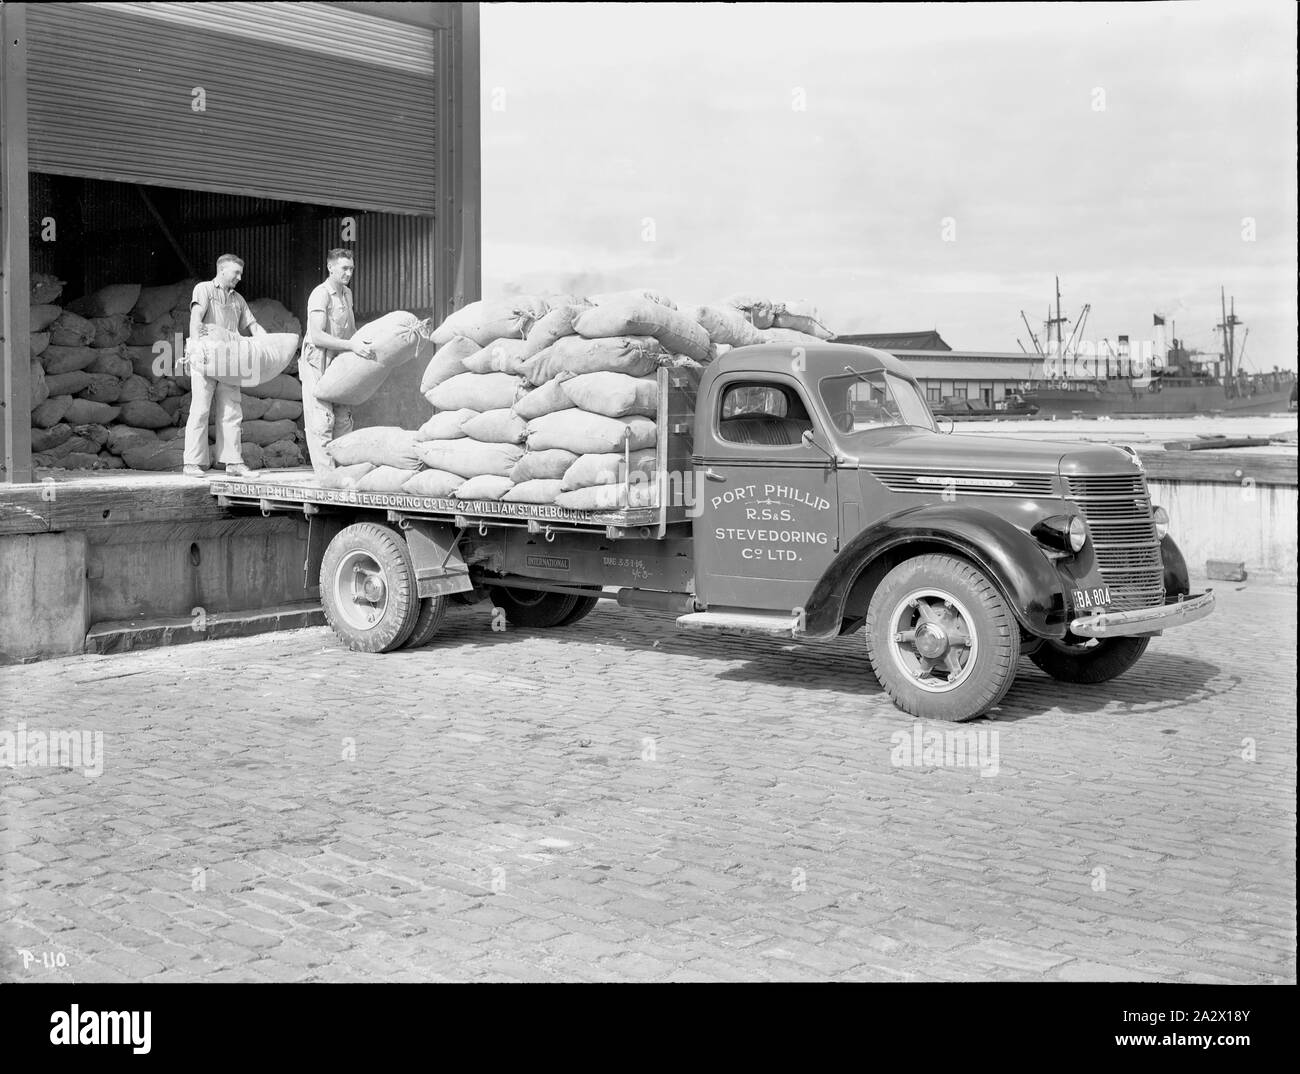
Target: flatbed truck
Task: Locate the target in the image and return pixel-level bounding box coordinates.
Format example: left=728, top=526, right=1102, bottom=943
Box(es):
left=211, top=343, right=1214, bottom=722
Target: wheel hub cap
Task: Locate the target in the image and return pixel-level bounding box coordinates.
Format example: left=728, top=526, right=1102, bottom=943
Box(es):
left=914, top=621, right=948, bottom=658
left=358, top=570, right=385, bottom=604
left=885, top=588, right=980, bottom=694
left=332, top=550, right=391, bottom=632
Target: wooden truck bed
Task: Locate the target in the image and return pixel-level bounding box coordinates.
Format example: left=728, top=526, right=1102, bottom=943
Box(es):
left=210, top=364, right=702, bottom=540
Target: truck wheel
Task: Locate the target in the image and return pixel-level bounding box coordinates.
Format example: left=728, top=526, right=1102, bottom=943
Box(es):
left=864, top=554, right=1020, bottom=721
left=1028, top=636, right=1149, bottom=684
left=487, top=585, right=579, bottom=628
left=400, top=596, right=449, bottom=649
left=320, top=523, right=420, bottom=653
left=556, top=588, right=602, bottom=626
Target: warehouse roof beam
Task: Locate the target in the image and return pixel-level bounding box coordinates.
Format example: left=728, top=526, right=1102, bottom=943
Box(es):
left=135, top=187, right=198, bottom=280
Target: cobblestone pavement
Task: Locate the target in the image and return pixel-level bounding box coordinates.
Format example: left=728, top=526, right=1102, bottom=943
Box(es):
left=1, top=583, right=1294, bottom=983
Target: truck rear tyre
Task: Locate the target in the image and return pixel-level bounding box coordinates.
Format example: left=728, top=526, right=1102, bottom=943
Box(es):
left=400, top=595, right=449, bottom=649
left=1028, top=636, right=1150, bottom=684
left=320, top=523, right=420, bottom=653
left=556, top=588, right=602, bottom=626
left=864, top=553, right=1020, bottom=722
left=487, top=585, right=579, bottom=628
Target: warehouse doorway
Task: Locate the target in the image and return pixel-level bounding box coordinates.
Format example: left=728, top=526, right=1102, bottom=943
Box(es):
left=28, top=174, right=437, bottom=471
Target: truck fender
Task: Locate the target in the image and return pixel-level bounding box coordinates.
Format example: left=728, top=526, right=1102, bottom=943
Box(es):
left=796, top=504, right=1069, bottom=641
left=1161, top=533, right=1190, bottom=598
left=395, top=516, right=475, bottom=599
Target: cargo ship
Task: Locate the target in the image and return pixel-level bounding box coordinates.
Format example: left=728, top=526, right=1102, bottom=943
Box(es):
left=1017, top=282, right=1296, bottom=418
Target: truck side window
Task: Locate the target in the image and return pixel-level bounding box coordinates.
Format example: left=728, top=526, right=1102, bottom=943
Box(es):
left=718, top=383, right=813, bottom=446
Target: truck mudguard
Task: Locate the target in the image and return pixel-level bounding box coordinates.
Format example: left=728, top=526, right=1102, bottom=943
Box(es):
left=1160, top=534, right=1190, bottom=598
left=797, top=503, right=1070, bottom=641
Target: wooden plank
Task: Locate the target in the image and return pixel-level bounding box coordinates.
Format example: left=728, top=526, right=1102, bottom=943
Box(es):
left=1137, top=449, right=1297, bottom=488
left=1, top=2, right=33, bottom=483
left=1162, top=437, right=1272, bottom=451
left=0, top=474, right=232, bottom=535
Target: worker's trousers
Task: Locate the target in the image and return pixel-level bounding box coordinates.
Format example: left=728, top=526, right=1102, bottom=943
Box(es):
left=299, top=355, right=353, bottom=474
left=183, top=369, right=244, bottom=468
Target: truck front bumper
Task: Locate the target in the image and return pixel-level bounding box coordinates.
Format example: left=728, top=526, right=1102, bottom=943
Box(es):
left=1068, top=591, right=1214, bottom=638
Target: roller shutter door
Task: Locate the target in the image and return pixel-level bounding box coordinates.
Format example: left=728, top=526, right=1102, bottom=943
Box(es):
left=27, top=1, right=437, bottom=215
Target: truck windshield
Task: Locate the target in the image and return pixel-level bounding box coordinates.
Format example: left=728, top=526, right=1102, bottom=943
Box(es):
left=819, top=370, right=936, bottom=434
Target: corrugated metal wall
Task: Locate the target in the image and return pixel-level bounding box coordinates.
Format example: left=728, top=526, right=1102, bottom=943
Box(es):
left=314, top=216, right=438, bottom=321
left=22, top=1, right=466, bottom=439
left=187, top=223, right=297, bottom=309
left=27, top=2, right=438, bottom=215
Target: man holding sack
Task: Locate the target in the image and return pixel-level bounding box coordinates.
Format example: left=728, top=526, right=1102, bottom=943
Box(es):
left=182, top=253, right=265, bottom=478
left=300, top=248, right=375, bottom=473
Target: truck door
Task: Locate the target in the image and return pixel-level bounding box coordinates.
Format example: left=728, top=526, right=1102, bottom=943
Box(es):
left=695, top=374, right=839, bottom=612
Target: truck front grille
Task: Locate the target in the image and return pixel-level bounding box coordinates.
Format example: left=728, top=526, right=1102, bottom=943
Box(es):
left=867, top=467, right=1058, bottom=497
left=1066, top=474, right=1165, bottom=611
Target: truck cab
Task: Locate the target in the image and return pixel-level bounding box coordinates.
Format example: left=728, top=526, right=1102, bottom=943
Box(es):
left=685, top=343, right=1212, bottom=719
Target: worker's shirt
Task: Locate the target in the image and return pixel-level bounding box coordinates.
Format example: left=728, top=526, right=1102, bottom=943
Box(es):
left=191, top=279, right=258, bottom=334
left=302, top=280, right=356, bottom=371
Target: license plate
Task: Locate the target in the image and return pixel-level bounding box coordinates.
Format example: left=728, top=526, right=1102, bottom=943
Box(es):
left=1072, top=586, right=1112, bottom=611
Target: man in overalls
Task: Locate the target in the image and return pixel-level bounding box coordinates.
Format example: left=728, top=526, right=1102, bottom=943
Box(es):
left=299, top=248, right=374, bottom=473
left=183, top=253, right=265, bottom=478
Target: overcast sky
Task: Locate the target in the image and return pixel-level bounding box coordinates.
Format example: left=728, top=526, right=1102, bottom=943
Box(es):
left=481, top=1, right=1297, bottom=371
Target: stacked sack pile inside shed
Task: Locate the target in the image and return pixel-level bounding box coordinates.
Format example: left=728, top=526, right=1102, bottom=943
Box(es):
left=27, top=272, right=311, bottom=472
left=320, top=289, right=834, bottom=509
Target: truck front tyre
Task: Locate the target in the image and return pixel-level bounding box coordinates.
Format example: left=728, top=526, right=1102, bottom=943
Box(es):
left=864, top=554, right=1020, bottom=722
left=1028, top=636, right=1150, bottom=684
left=320, top=523, right=421, bottom=653
left=400, top=596, right=449, bottom=649
left=487, top=585, right=580, bottom=628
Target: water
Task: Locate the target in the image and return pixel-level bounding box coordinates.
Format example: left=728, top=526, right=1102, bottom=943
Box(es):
left=949, top=413, right=1297, bottom=455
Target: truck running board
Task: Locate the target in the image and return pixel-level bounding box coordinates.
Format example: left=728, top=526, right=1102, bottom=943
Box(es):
left=675, top=611, right=799, bottom=638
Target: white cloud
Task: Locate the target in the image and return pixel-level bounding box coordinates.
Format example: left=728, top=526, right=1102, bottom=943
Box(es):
left=481, top=2, right=1298, bottom=369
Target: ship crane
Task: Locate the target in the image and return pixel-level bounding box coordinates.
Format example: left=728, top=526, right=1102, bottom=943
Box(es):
left=1061, top=303, right=1091, bottom=360
left=1018, top=277, right=1089, bottom=386
left=1235, top=328, right=1251, bottom=373
left=1018, top=311, right=1045, bottom=358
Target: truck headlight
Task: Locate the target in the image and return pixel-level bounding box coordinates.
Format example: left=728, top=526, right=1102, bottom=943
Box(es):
left=1152, top=504, right=1169, bottom=540
left=1032, top=514, right=1088, bottom=554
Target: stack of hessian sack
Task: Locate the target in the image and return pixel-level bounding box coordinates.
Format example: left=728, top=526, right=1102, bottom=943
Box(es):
left=323, top=288, right=835, bottom=508
left=328, top=291, right=684, bottom=506
left=31, top=277, right=162, bottom=471
left=28, top=274, right=310, bottom=471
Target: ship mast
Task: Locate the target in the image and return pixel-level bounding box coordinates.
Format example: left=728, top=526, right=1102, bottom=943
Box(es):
left=1017, top=278, right=1088, bottom=381
left=1216, top=287, right=1243, bottom=383
left=1046, top=276, right=1070, bottom=352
